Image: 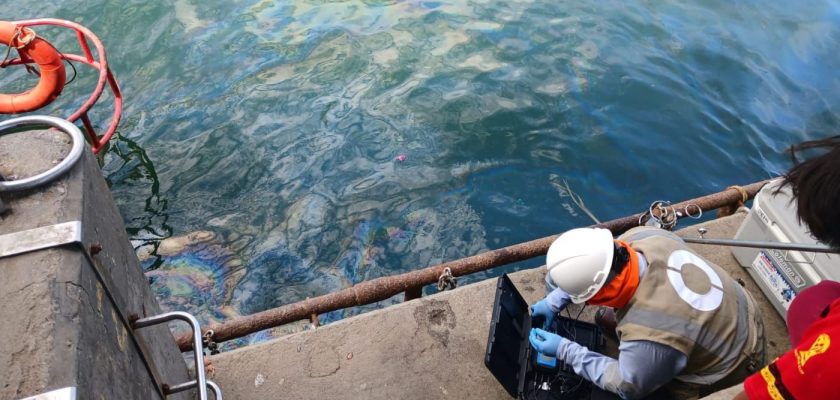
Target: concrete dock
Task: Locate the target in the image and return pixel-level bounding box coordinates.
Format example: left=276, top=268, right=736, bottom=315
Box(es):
left=0, top=128, right=191, bottom=399
left=206, top=211, right=790, bottom=400
left=0, top=124, right=790, bottom=400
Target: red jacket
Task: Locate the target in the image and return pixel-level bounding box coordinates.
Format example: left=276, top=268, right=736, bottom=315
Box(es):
left=744, top=297, right=840, bottom=399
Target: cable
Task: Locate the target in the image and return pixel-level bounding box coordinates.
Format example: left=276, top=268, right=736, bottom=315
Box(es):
left=41, top=38, right=78, bottom=86
left=561, top=305, right=586, bottom=344
left=527, top=307, right=592, bottom=400
left=64, top=57, right=78, bottom=85
left=574, top=304, right=586, bottom=321
left=2, top=34, right=79, bottom=86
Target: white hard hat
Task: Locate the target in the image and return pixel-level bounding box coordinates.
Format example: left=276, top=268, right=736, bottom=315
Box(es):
left=546, top=228, right=614, bottom=304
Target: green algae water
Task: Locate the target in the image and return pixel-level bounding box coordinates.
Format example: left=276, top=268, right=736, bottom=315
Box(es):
left=5, top=1, right=839, bottom=346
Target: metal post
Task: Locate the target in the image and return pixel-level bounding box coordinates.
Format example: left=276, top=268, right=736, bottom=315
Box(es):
left=404, top=286, right=423, bottom=301
left=0, top=173, right=5, bottom=215
left=133, top=312, right=208, bottom=400
left=682, top=237, right=838, bottom=254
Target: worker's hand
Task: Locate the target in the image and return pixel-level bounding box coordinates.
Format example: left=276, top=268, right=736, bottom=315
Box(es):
left=530, top=299, right=556, bottom=329
left=530, top=289, right=570, bottom=329
left=529, top=328, right=567, bottom=358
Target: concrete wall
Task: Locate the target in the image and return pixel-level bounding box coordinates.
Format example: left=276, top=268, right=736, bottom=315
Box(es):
left=0, top=130, right=191, bottom=399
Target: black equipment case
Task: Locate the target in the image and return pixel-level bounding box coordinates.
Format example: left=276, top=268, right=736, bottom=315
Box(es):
left=484, top=274, right=617, bottom=400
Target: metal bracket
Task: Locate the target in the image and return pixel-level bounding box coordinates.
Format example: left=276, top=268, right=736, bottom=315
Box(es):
left=0, top=221, right=82, bottom=259
left=18, top=387, right=77, bottom=400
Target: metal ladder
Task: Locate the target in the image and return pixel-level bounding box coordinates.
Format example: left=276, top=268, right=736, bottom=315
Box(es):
left=132, top=311, right=223, bottom=400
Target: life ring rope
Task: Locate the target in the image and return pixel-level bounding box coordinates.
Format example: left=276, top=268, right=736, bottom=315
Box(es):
left=2, top=29, right=78, bottom=85
left=0, top=22, right=67, bottom=114
left=1, top=25, right=35, bottom=50
left=1, top=28, right=42, bottom=79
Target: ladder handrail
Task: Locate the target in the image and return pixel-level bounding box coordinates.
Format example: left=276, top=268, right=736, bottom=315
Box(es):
left=133, top=311, right=209, bottom=400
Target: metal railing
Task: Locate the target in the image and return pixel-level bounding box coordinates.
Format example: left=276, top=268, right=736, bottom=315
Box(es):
left=176, top=181, right=768, bottom=350
left=5, top=19, right=122, bottom=154
left=0, top=116, right=83, bottom=192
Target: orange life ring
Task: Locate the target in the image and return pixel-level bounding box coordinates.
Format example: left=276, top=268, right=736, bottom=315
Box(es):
left=0, top=21, right=66, bottom=114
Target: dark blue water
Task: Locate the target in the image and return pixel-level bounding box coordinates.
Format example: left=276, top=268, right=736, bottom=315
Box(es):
left=5, top=1, right=839, bottom=344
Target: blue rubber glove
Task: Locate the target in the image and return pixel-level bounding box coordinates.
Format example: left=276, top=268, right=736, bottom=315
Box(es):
left=530, top=288, right=570, bottom=329
left=529, top=328, right=567, bottom=358
left=530, top=299, right=556, bottom=329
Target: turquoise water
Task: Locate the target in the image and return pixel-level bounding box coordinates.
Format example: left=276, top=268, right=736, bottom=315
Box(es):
left=5, top=1, right=840, bottom=343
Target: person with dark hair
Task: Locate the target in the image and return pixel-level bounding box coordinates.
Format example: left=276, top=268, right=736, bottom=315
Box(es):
left=528, top=226, right=765, bottom=399
left=734, top=136, right=840, bottom=400
left=775, top=135, right=840, bottom=249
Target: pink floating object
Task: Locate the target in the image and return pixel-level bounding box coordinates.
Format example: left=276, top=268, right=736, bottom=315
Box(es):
left=395, top=154, right=406, bottom=162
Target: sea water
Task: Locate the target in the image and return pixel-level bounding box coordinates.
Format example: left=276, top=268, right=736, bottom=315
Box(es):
left=5, top=0, right=839, bottom=346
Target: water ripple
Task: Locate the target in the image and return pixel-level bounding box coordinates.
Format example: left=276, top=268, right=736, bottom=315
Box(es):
left=5, top=0, right=838, bottom=340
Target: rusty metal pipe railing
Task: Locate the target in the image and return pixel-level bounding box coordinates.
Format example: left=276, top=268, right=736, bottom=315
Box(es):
left=176, top=180, right=768, bottom=350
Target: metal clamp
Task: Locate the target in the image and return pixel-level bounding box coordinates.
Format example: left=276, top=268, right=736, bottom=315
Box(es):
left=638, top=200, right=702, bottom=231
left=0, top=116, right=84, bottom=192
left=638, top=200, right=677, bottom=230
left=132, top=312, right=210, bottom=400
left=437, top=267, right=457, bottom=291
left=203, top=330, right=220, bottom=355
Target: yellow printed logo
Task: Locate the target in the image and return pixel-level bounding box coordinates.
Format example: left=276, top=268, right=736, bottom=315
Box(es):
left=795, top=333, right=830, bottom=374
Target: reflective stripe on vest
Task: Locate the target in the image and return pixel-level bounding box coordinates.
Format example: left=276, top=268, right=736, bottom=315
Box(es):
left=667, top=250, right=723, bottom=312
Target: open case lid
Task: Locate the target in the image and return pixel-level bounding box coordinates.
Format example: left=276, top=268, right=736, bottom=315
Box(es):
left=484, top=274, right=532, bottom=397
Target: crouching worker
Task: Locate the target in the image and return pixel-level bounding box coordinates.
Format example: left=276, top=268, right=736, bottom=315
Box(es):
left=529, top=227, right=766, bottom=399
